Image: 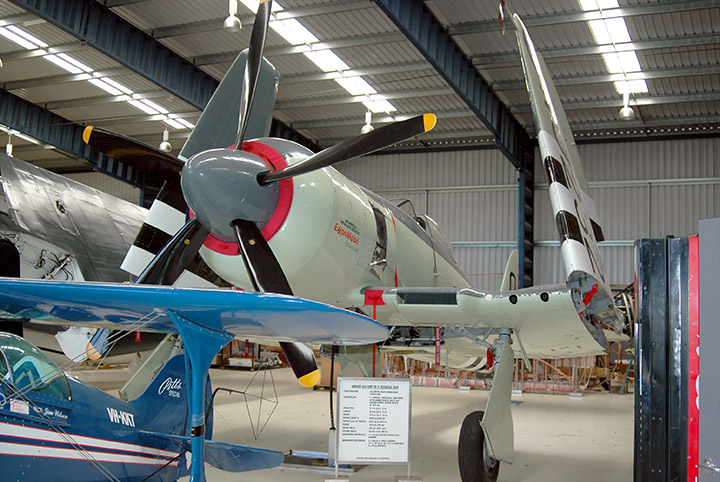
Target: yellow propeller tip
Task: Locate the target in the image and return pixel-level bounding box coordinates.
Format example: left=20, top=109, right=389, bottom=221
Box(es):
left=298, top=369, right=320, bottom=388
left=86, top=343, right=101, bottom=361
left=82, top=126, right=93, bottom=145
left=423, top=113, right=437, bottom=132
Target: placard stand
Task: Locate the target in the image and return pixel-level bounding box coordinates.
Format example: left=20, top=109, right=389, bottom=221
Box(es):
left=326, top=377, right=421, bottom=482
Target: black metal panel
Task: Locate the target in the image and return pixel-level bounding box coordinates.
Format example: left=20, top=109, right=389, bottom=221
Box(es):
left=0, top=88, right=140, bottom=184
left=667, top=238, right=689, bottom=482
left=634, top=238, right=689, bottom=482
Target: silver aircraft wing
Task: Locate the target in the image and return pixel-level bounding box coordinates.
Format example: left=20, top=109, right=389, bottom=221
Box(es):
left=0, top=153, right=147, bottom=282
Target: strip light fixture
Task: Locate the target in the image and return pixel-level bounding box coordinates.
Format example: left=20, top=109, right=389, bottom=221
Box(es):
left=579, top=0, right=648, bottom=94
left=0, top=23, right=196, bottom=131
left=239, top=0, right=397, bottom=114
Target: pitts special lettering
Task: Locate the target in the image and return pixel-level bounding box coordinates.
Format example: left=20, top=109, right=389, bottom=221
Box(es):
left=106, top=407, right=135, bottom=427
left=158, top=377, right=182, bottom=398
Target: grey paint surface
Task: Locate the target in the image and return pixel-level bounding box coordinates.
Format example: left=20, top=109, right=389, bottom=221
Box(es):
left=700, top=217, right=720, bottom=480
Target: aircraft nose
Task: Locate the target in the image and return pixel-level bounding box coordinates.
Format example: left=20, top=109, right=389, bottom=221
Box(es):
left=181, top=148, right=280, bottom=243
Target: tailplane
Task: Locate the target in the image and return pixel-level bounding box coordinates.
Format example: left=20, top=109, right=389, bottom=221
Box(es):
left=512, top=14, right=623, bottom=333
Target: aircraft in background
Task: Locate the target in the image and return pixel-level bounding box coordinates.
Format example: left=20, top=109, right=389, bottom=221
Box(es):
left=14, top=0, right=623, bottom=479
left=0, top=280, right=389, bottom=482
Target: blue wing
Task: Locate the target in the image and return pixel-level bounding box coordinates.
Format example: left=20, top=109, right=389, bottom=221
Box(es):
left=0, top=278, right=389, bottom=345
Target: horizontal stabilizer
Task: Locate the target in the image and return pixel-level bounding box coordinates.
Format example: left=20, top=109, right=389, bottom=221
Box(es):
left=139, top=431, right=283, bottom=472
left=0, top=278, right=389, bottom=345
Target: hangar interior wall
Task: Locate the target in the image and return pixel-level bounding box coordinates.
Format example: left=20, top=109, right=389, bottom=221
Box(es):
left=340, top=137, right=719, bottom=291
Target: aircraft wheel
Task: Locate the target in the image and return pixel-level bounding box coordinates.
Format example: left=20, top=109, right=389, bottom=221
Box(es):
left=458, top=410, right=499, bottom=482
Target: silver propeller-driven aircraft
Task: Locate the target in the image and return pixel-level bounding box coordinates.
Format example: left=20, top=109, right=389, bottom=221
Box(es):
left=3, top=1, right=623, bottom=480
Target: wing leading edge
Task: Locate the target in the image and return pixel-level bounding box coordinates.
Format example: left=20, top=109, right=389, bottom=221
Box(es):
left=0, top=278, right=389, bottom=346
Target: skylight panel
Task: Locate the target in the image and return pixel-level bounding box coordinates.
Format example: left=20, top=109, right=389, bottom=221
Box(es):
left=43, top=54, right=89, bottom=74
left=56, top=53, right=93, bottom=72
left=304, top=50, right=349, bottom=72
left=602, top=51, right=642, bottom=73
left=364, top=98, right=397, bottom=114
left=579, top=0, right=619, bottom=10
left=614, top=79, right=648, bottom=94
left=271, top=18, right=318, bottom=45
left=336, top=77, right=376, bottom=96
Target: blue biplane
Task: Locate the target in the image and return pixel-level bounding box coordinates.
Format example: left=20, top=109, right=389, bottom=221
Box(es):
left=0, top=280, right=389, bottom=481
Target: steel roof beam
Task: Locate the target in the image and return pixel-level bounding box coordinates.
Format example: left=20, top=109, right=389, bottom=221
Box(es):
left=151, top=0, right=372, bottom=39
left=0, top=41, right=88, bottom=62
left=9, top=0, right=316, bottom=151
left=0, top=88, right=141, bottom=184
left=275, top=87, right=455, bottom=110
left=472, top=32, right=720, bottom=65
left=3, top=68, right=129, bottom=90
left=448, top=0, right=717, bottom=35
left=193, top=32, right=406, bottom=66
left=281, top=61, right=432, bottom=84
left=511, top=91, right=720, bottom=113
left=374, top=0, right=530, bottom=167
left=44, top=90, right=169, bottom=110
left=492, top=64, right=720, bottom=91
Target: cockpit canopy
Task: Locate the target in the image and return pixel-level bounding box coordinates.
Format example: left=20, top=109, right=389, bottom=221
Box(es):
left=0, top=331, right=71, bottom=401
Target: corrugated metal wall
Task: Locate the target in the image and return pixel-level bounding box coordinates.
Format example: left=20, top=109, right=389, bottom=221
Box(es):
left=341, top=137, right=720, bottom=290
left=64, top=172, right=142, bottom=204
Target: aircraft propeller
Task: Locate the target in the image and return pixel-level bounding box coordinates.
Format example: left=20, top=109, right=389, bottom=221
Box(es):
left=82, top=0, right=436, bottom=387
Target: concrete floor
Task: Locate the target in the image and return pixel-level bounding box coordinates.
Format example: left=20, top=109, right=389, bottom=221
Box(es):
left=190, top=366, right=634, bottom=482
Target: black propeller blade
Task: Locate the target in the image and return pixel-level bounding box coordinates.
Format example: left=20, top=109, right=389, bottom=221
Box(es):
left=83, top=126, right=183, bottom=182
left=236, top=0, right=272, bottom=147
left=258, top=113, right=436, bottom=185
left=135, top=218, right=209, bottom=286
left=232, top=219, right=320, bottom=387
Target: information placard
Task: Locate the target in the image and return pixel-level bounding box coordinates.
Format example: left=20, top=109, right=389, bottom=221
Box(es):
left=336, top=377, right=412, bottom=465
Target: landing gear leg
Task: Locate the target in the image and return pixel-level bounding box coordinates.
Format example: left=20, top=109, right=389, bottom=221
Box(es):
left=458, top=329, right=514, bottom=482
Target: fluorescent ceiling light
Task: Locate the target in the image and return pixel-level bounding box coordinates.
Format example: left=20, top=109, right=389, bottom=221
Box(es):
left=6, top=25, right=48, bottom=48
left=88, top=78, right=123, bottom=95
left=95, top=76, right=133, bottom=95
left=176, top=118, right=196, bottom=129
left=139, top=99, right=169, bottom=114
left=44, top=54, right=91, bottom=74
left=336, top=77, right=376, bottom=96
left=0, top=26, right=43, bottom=50
left=163, top=118, right=185, bottom=130
left=127, top=99, right=160, bottom=115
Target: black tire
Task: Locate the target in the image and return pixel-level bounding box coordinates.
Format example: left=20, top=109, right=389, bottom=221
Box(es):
left=458, top=410, right=500, bottom=482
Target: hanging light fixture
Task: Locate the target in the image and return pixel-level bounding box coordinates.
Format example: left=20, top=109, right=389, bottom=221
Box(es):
left=361, top=109, right=374, bottom=134
left=5, top=133, right=12, bottom=156
left=619, top=91, right=635, bottom=121
left=159, top=127, right=172, bottom=152
left=223, top=0, right=242, bottom=32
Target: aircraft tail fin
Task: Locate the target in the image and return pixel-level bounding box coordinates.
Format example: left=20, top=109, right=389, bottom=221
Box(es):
left=512, top=14, right=623, bottom=332
left=499, top=249, right=519, bottom=291
left=130, top=354, right=209, bottom=437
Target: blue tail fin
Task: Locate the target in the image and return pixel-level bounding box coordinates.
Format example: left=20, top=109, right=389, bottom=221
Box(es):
left=130, top=354, right=198, bottom=436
